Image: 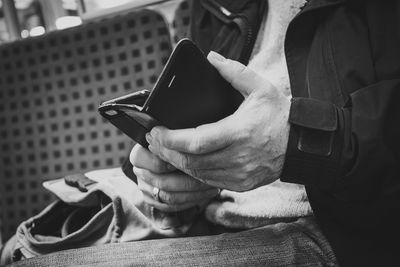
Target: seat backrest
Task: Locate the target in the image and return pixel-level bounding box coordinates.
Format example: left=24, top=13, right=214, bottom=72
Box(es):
left=171, top=0, right=192, bottom=43
left=0, top=9, right=172, bottom=240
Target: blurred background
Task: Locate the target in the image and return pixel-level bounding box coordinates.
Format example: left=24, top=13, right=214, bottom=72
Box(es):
left=0, top=0, right=178, bottom=44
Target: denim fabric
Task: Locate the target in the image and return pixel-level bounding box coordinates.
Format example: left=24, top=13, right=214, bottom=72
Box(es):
left=7, top=216, right=338, bottom=267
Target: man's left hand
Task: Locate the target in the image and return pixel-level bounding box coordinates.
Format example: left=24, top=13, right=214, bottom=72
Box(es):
left=146, top=51, right=291, bottom=192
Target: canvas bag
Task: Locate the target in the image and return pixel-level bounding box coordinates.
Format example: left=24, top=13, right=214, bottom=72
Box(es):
left=1, top=168, right=211, bottom=263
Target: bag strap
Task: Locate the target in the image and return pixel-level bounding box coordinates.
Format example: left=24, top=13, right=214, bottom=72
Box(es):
left=64, top=174, right=97, bottom=192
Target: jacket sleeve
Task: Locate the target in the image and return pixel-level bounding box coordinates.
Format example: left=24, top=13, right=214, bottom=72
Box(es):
left=281, top=79, right=400, bottom=201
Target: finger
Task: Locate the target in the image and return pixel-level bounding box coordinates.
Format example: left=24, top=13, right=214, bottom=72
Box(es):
left=147, top=143, right=238, bottom=173
left=137, top=178, right=217, bottom=212
left=137, top=177, right=219, bottom=206
left=130, top=144, right=176, bottom=173
left=133, top=167, right=212, bottom=191
left=159, top=188, right=219, bottom=205
left=147, top=118, right=235, bottom=154
left=184, top=168, right=238, bottom=190
left=141, top=191, right=197, bottom=212
left=147, top=143, right=251, bottom=191
left=136, top=149, right=237, bottom=190
left=207, top=51, right=265, bottom=98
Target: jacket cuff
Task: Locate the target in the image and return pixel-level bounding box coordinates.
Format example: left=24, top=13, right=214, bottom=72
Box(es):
left=281, top=97, right=342, bottom=190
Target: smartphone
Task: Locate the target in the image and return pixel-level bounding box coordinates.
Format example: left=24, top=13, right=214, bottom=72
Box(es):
left=98, top=39, right=243, bottom=147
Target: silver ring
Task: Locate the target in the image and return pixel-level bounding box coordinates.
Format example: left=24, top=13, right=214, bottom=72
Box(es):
left=152, top=187, right=162, bottom=203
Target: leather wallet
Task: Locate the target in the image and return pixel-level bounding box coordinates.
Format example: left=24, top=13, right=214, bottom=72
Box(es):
left=98, top=39, right=243, bottom=148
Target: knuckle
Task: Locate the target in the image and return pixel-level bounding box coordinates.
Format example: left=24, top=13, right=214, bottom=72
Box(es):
left=188, top=132, right=204, bottom=154
left=160, top=131, right=173, bottom=148
left=235, top=154, right=246, bottom=166
left=180, top=153, right=192, bottom=170
left=146, top=172, right=164, bottom=189
left=230, top=63, right=247, bottom=84
left=236, top=63, right=248, bottom=76
left=237, top=126, right=252, bottom=141
left=159, top=134, right=169, bottom=147
left=136, top=168, right=157, bottom=187
left=156, top=178, right=167, bottom=191
left=155, top=151, right=168, bottom=163
left=149, top=176, right=161, bottom=189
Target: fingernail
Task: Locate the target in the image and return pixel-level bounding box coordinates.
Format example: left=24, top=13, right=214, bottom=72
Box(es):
left=208, top=51, right=226, bottom=62
left=145, top=133, right=152, bottom=144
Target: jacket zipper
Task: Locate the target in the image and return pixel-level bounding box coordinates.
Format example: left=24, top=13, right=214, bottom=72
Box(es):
left=201, top=0, right=254, bottom=62
left=201, top=0, right=234, bottom=24
left=234, top=15, right=253, bottom=62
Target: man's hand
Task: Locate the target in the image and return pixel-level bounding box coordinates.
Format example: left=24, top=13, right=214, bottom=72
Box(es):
left=146, top=51, right=291, bottom=192
left=130, top=144, right=220, bottom=212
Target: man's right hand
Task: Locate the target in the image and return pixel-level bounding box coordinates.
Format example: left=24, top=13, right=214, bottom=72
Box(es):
left=129, top=144, right=220, bottom=212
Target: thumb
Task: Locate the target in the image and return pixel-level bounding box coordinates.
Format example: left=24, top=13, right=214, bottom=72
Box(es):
left=207, top=51, right=264, bottom=97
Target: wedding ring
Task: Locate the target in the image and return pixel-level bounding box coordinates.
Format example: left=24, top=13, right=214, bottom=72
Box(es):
left=152, top=187, right=162, bottom=203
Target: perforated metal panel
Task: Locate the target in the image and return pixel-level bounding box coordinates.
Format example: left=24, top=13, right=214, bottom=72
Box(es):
left=0, top=9, right=172, bottom=240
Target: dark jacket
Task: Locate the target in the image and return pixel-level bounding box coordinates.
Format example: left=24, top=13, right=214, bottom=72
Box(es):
left=282, top=1, right=400, bottom=266
left=192, top=0, right=400, bottom=266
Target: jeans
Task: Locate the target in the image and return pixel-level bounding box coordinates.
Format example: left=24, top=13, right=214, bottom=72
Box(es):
left=7, top=216, right=338, bottom=267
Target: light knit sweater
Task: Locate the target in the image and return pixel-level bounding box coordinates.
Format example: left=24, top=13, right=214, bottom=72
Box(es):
left=205, top=0, right=312, bottom=229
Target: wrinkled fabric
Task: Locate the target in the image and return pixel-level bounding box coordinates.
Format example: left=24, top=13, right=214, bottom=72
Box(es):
left=1, top=168, right=207, bottom=264
left=2, top=167, right=316, bottom=264
left=206, top=180, right=312, bottom=229
left=8, top=217, right=338, bottom=267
